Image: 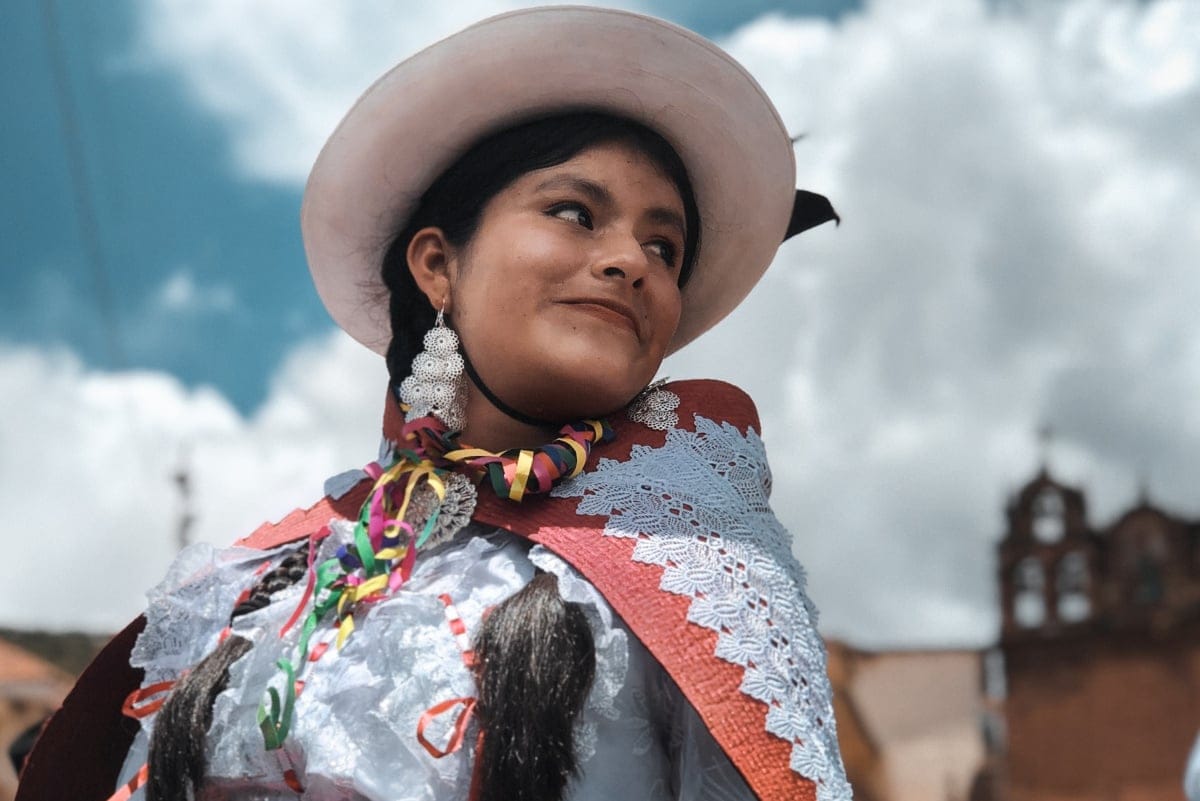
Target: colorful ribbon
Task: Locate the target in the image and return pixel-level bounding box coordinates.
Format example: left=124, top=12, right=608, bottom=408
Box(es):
left=121, top=680, right=175, bottom=720
left=104, top=764, right=149, bottom=801
left=252, top=406, right=614, bottom=756
left=416, top=697, right=478, bottom=759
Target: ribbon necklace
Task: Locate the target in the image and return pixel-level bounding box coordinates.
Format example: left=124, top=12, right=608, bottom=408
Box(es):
left=255, top=407, right=614, bottom=751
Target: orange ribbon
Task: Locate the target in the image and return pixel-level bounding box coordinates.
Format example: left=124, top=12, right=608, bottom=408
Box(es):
left=416, top=696, right=477, bottom=759
left=104, top=763, right=148, bottom=801
left=120, top=680, right=175, bottom=719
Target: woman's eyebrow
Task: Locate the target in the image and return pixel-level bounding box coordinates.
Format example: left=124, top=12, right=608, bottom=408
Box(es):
left=534, top=175, right=611, bottom=207
left=645, top=207, right=686, bottom=240
left=534, top=175, right=685, bottom=238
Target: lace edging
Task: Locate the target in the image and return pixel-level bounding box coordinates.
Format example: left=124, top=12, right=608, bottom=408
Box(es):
left=552, top=415, right=852, bottom=801
left=131, top=543, right=289, bottom=686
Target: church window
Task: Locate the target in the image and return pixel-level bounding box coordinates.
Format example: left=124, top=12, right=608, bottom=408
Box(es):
left=1032, top=489, right=1066, bottom=543
left=1134, top=553, right=1164, bottom=605
left=1013, top=557, right=1046, bottom=627
left=1056, top=551, right=1091, bottom=622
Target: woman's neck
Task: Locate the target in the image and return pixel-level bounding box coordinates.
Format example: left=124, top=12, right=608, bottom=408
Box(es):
left=460, top=385, right=559, bottom=451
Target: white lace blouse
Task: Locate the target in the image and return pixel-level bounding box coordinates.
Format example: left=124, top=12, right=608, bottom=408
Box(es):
left=116, top=521, right=757, bottom=800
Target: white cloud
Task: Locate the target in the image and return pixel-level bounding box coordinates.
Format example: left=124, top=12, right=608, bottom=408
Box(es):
left=40, top=0, right=1200, bottom=647
left=154, top=268, right=236, bottom=313
left=129, top=0, right=646, bottom=183
left=664, top=0, right=1200, bottom=647
left=0, top=333, right=385, bottom=631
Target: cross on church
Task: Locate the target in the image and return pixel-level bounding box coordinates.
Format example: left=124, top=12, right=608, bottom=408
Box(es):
left=1037, top=423, right=1054, bottom=471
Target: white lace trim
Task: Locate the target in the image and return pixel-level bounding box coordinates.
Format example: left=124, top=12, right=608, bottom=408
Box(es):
left=131, top=542, right=293, bottom=687
left=552, top=415, right=853, bottom=801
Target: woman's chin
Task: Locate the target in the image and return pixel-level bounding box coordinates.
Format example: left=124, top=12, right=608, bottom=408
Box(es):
left=516, top=368, right=652, bottom=423
left=475, top=330, right=664, bottom=422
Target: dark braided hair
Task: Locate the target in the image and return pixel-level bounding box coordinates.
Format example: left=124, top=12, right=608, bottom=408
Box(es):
left=148, top=112, right=698, bottom=800
left=381, top=111, right=699, bottom=800
left=381, top=111, right=701, bottom=385
left=146, top=543, right=310, bottom=801
left=473, top=572, right=597, bottom=801
left=382, top=112, right=698, bottom=800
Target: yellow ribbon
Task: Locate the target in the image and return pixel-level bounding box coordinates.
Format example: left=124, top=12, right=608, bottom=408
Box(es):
left=442, top=446, right=496, bottom=461
left=354, top=573, right=390, bottom=599
left=509, top=449, right=534, bottom=502
left=562, top=438, right=588, bottom=477
left=336, top=616, right=356, bottom=649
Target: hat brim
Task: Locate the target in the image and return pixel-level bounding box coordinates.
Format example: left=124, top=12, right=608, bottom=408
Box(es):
left=301, top=6, right=797, bottom=356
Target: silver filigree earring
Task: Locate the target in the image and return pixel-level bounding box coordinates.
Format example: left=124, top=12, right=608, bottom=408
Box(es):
left=626, top=378, right=680, bottom=431
left=399, top=307, right=468, bottom=430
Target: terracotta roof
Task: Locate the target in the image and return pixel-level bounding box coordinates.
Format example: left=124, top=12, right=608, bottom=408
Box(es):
left=0, top=638, right=73, bottom=686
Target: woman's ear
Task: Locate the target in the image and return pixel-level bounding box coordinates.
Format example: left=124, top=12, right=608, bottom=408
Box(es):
left=406, top=227, right=455, bottom=312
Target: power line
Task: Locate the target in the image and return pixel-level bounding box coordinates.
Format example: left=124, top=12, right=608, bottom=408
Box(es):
left=172, top=449, right=196, bottom=552
left=38, top=0, right=199, bottom=571
left=38, top=0, right=125, bottom=368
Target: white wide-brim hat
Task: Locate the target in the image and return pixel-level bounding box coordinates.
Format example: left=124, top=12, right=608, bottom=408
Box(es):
left=302, top=5, right=836, bottom=357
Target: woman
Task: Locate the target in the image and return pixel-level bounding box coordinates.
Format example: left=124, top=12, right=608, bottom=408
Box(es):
left=18, top=8, right=845, bottom=801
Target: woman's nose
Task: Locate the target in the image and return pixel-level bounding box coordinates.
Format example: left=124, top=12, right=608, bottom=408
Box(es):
left=593, top=234, right=649, bottom=288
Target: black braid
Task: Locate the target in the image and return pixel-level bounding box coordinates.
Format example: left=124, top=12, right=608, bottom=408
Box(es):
left=230, top=544, right=311, bottom=620
left=146, top=542, right=310, bottom=801
left=379, top=113, right=698, bottom=798
left=472, top=571, right=596, bottom=801
left=147, top=112, right=695, bottom=800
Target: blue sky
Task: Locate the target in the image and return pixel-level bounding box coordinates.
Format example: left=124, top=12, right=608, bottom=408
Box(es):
left=2, top=0, right=861, bottom=412
left=8, top=0, right=359, bottom=410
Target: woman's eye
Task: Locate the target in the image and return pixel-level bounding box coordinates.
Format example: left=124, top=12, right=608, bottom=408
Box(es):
left=550, top=203, right=593, bottom=229
left=648, top=240, right=678, bottom=267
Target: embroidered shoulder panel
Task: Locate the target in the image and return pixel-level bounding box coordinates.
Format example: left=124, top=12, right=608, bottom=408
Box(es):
left=552, top=414, right=852, bottom=801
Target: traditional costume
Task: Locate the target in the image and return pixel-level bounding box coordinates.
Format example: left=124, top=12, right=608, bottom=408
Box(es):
left=20, top=382, right=849, bottom=801
left=17, top=7, right=848, bottom=800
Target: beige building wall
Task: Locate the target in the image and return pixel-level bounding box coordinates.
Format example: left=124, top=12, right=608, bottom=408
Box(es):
left=882, top=724, right=985, bottom=801
left=831, top=644, right=986, bottom=801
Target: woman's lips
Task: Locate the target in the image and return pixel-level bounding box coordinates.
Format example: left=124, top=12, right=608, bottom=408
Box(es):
left=559, top=299, right=643, bottom=338
left=561, top=299, right=640, bottom=337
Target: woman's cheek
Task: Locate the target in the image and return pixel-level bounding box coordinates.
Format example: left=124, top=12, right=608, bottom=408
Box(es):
left=649, top=284, right=683, bottom=346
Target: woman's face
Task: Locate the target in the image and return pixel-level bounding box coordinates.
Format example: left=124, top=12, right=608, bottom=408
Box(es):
left=446, top=141, right=687, bottom=423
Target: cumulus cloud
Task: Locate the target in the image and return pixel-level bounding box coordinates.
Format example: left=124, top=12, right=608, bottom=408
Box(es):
left=0, top=333, right=385, bottom=631
left=22, top=0, right=1196, bottom=646
left=664, top=0, right=1200, bottom=645
left=154, top=269, right=237, bottom=313
left=129, top=0, right=646, bottom=183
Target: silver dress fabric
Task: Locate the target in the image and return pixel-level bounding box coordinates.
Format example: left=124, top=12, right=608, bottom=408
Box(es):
left=116, top=522, right=755, bottom=800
